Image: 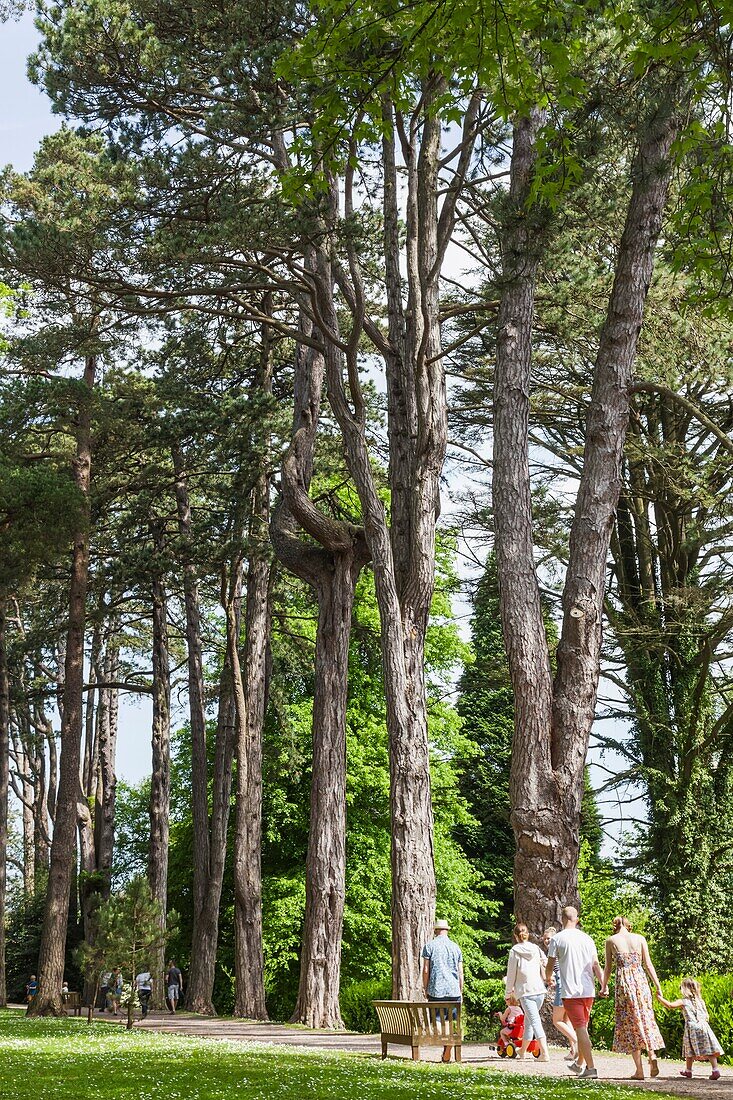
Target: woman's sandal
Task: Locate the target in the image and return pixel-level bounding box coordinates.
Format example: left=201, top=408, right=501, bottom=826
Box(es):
left=649, top=1058, right=660, bottom=1078
left=679, top=1070, right=693, bottom=1078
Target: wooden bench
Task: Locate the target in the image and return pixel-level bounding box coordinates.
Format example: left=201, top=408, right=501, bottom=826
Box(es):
left=373, top=1000, right=462, bottom=1061
left=63, top=991, right=82, bottom=1016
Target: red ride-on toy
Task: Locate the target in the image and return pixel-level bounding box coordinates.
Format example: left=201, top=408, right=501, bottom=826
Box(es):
left=496, top=1012, right=542, bottom=1059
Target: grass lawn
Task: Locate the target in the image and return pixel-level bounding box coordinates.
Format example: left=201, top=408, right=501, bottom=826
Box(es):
left=1, top=1009, right=676, bottom=1100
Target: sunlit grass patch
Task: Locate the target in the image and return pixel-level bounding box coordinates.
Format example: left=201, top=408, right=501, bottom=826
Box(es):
left=1, top=1009, right=675, bottom=1100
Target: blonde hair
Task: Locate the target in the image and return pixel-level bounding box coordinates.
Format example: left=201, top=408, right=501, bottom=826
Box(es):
left=543, top=926, right=557, bottom=939
left=681, top=977, right=703, bottom=1003
left=612, top=915, right=632, bottom=933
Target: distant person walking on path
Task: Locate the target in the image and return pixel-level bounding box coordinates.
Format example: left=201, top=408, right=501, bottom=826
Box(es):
left=109, top=967, right=123, bottom=1015
left=166, top=960, right=183, bottom=1014
left=600, top=915, right=664, bottom=1080
left=545, top=906, right=605, bottom=1080
left=135, top=969, right=153, bottom=1018
left=98, top=970, right=111, bottom=1012
left=421, top=918, right=463, bottom=1063
left=505, top=922, right=550, bottom=1061
left=25, top=975, right=37, bottom=1004
left=543, top=926, right=577, bottom=1063
left=657, top=978, right=723, bottom=1082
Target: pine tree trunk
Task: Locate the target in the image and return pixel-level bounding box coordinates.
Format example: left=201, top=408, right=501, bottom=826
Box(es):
left=80, top=630, right=119, bottom=1005
left=83, top=618, right=101, bottom=798
left=186, top=572, right=240, bottom=1016
left=492, top=111, right=556, bottom=929
left=271, top=302, right=370, bottom=1023
left=317, top=248, right=438, bottom=998
left=149, top=557, right=171, bottom=1010
left=233, top=319, right=273, bottom=1021
left=493, top=101, right=680, bottom=929
left=18, top=746, right=35, bottom=898
left=172, top=444, right=211, bottom=1002
left=289, top=552, right=358, bottom=1028
left=0, top=603, right=10, bottom=1005
left=233, top=547, right=271, bottom=1020
left=33, top=741, right=50, bottom=882
left=95, top=634, right=119, bottom=901
left=45, top=711, right=57, bottom=826
left=29, top=354, right=96, bottom=1017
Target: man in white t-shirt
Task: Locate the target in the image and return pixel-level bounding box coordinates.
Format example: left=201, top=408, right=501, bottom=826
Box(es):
left=545, top=906, right=605, bottom=1080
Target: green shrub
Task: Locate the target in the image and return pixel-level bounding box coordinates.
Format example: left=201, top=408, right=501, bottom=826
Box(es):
left=463, top=977, right=506, bottom=1040
left=588, top=991, right=615, bottom=1050
left=340, top=979, right=391, bottom=1033
left=657, top=973, right=733, bottom=1064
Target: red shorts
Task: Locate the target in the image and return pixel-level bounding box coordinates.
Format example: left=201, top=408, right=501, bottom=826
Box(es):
left=563, top=997, right=594, bottom=1029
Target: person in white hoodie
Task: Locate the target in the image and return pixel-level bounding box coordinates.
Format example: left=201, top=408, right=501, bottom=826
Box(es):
left=505, top=922, right=550, bottom=1060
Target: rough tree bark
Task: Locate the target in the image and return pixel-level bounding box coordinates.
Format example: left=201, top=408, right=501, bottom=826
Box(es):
left=172, top=440, right=238, bottom=1012
left=233, top=539, right=271, bottom=1020
left=149, top=539, right=171, bottom=1009
left=78, top=627, right=119, bottom=1004
left=233, top=327, right=273, bottom=1021
left=29, top=354, right=96, bottom=1017
left=312, top=89, right=483, bottom=995
left=270, top=302, right=370, bottom=1026
left=82, top=615, right=102, bottom=799
left=169, top=446, right=208, bottom=954
left=186, top=567, right=240, bottom=1017
left=10, top=720, right=37, bottom=897
left=94, top=633, right=119, bottom=902
left=0, top=602, right=10, bottom=1005
left=493, top=98, right=681, bottom=930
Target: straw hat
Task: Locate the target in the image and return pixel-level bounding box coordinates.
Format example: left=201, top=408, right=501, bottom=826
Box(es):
left=434, top=918, right=450, bottom=931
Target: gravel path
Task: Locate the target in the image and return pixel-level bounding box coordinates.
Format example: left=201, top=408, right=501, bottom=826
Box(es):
left=111, top=1012, right=732, bottom=1095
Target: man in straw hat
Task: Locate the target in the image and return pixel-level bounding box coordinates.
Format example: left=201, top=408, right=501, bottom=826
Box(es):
left=422, top=918, right=463, bottom=1062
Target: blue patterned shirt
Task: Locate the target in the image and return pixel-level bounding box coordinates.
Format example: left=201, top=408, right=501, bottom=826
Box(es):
left=422, top=935, right=462, bottom=999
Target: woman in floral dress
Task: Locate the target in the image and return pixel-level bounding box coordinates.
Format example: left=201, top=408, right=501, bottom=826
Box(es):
left=600, top=916, right=665, bottom=1080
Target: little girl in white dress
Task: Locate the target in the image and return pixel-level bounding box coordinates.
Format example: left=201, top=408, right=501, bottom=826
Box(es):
left=657, top=977, right=723, bottom=1081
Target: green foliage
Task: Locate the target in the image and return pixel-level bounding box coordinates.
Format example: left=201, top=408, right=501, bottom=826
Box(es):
left=160, top=537, right=491, bottom=1018
left=462, top=977, right=509, bottom=1041
left=5, top=886, right=82, bottom=1004
left=76, top=877, right=173, bottom=1016
left=577, top=841, right=651, bottom=956
left=339, top=978, right=390, bottom=1033
left=455, top=554, right=515, bottom=945
left=111, top=780, right=151, bottom=888
left=5, top=889, right=45, bottom=1004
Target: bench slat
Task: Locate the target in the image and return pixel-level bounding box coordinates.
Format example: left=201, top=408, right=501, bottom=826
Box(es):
left=373, top=1000, right=462, bottom=1061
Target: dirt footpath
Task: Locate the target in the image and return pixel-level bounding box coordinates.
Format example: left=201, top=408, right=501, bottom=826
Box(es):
left=119, top=1012, right=732, bottom=1096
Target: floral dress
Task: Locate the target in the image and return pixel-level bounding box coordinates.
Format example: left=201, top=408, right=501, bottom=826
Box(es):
left=682, top=997, right=722, bottom=1059
left=612, top=949, right=665, bottom=1054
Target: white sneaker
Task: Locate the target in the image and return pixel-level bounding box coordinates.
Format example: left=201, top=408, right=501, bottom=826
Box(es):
left=577, top=1068, right=598, bottom=1080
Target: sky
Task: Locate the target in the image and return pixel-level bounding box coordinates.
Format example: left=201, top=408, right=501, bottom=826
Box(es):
left=1, top=13, right=58, bottom=172
left=2, top=12, right=154, bottom=781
